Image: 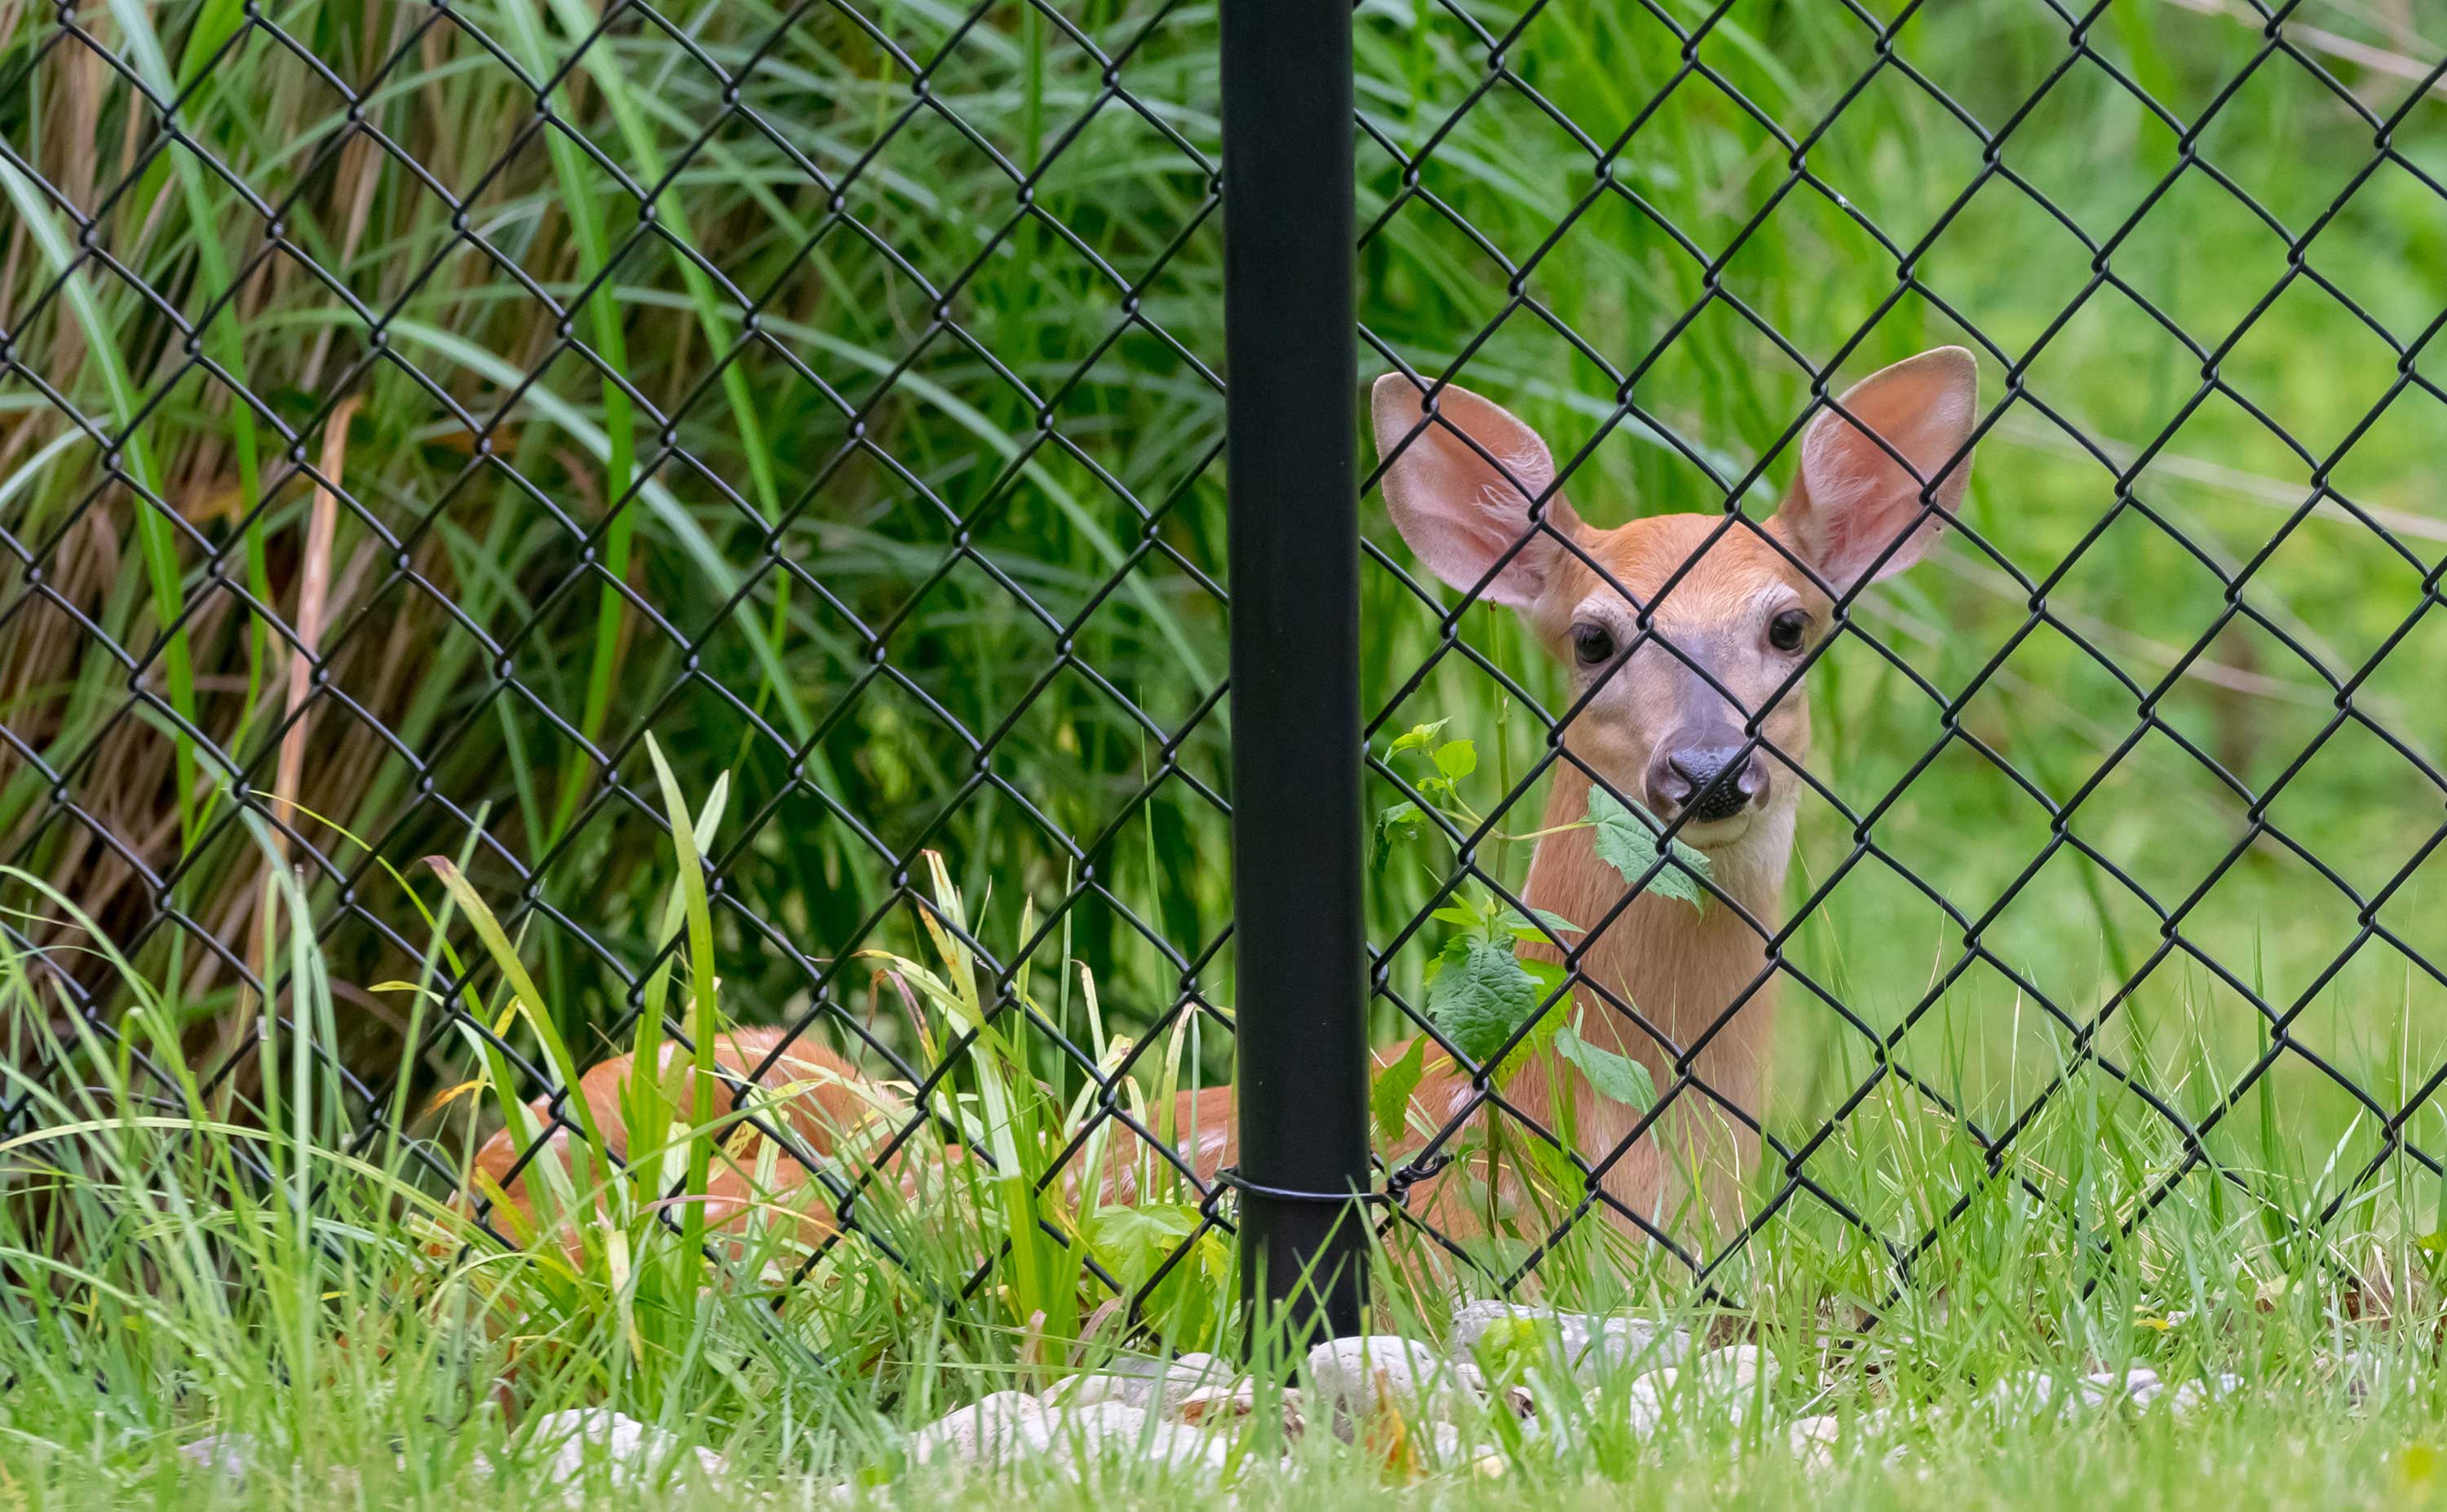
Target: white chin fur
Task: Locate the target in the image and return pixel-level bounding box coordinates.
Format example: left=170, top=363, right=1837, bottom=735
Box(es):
left=1670, top=811, right=1758, bottom=850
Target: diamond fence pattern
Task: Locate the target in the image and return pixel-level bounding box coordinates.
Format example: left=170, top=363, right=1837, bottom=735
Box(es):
left=1356, top=0, right=2447, bottom=1306
left=0, top=0, right=1238, bottom=1324
left=3, top=0, right=2445, bottom=1336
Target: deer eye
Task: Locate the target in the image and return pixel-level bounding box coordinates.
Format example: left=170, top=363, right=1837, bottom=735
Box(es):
left=1768, top=608, right=1810, bottom=652
left=1572, top=622, right=1617, bottom=667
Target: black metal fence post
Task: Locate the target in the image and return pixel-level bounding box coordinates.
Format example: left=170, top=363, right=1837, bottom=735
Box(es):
left=1219, top=0, right=1371, bottom=1342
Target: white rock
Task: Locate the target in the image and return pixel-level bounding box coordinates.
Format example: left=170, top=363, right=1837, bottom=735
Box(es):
left=1306, top=1335, right=1486, bottom=1417
left=1147, top=1351, right=1240, bottom=1412
left=1044, top=1373, right=1137, bottom=1408
left=1987, top=1367, right=2201, bottom=1417
left=1047, top=1352, right=1236, bottom=1413
left=1422, top=1421, right=1470, bottom=1463
left=1174, top=1383, right=1304, bottom=1438
left=524, top=1409, right=729, bottom=1490
left=1170, top=1384, right=1249, bottom=1421
left=1026, top=1400, right=1230, bottom=1475
left=175, top=1431, right=363, bottom=1496
left=2156, top=1373, right=2241, bottom=1415
left=1591, top=1346, right=1777, bottom=1435
left=1449, top=1300, right=1690, bottom=1382
left=1790, top=1404, right=1897, bottom=1469
left=1581, top=1318, right=1694, bottom=1378
left=1041, top=1358, right=1163, bottom=1408
left=1985, top=1369, right=2105, bottom=1414
left=1786, top=1413, right=1843, bottom=1471
left=1450, top=1299, right=1573, bottom=1354
left=909, top=1390, right=1049, bottom=1465
left=1605, top=1368, right=1675, bottom=1435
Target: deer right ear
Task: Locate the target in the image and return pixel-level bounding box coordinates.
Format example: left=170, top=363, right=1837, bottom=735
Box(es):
left=1774, top=346, right=1979, bottom=596
left=1371, top=374, right=1582, bottom=608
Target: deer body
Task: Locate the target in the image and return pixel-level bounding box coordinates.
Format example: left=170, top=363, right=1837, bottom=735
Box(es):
left=1497, top=764, right=1793, bottom=1235
left=465, top=348, right=1979, bottom=1264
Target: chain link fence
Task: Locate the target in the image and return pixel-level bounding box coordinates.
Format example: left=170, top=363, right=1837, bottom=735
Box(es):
left=1356, top=0, right=2447, bottom=1310
left=4, top=0, right=2446, bottom=1339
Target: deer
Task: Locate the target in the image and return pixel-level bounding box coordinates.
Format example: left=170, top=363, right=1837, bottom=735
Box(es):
left=459, top=347, right=1979, bottom=1267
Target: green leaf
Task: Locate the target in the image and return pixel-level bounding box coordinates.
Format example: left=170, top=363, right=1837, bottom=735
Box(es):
left=1513, top=959, right=1573, bottom=1063
left=1555, top=1021, right=1658, bottom=1112
left=1469, top=1312, right=1564, bottom=1376
left=1372, top=800, right=1425, bottom=870
left=1144, top=1225, right=1233, bottom=1350
left=1372, top=1035, right=1431, bottom=1143
left=1433, top=740, right=1477, bottom=779
left=1427, top=939, right=1542, bottom=1065
left=1586, top=786, right=1712, bottom=911
left=1087, top=1203, right=1232, bottom=1351
left=1507, top=905, right=1581, bottom=942
left=1389, top=720, right=1451, bottom=758
left=1082, top=1203, right=1201, bottom=1289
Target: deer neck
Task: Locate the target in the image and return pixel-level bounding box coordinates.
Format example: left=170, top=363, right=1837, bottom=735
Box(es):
left=1516, top=764, right=1792, bottom=1065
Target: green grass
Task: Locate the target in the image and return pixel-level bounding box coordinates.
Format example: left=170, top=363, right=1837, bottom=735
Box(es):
left=7, top=0, right=2447, bottom=1504
left=3, top=821, right=2446, bottom=1510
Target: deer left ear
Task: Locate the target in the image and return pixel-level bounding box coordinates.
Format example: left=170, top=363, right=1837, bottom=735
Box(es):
left=1772, top=346, right=1978, bottom=596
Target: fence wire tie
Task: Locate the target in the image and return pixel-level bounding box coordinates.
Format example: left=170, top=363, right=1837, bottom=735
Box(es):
left=1211, top=1151, right=1453, bottom=1217
left=1211, top=1165, right=1393, bottom=1208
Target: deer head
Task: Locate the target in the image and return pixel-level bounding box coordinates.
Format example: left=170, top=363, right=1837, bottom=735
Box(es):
left=1371, top=347, right=1980, bottom=858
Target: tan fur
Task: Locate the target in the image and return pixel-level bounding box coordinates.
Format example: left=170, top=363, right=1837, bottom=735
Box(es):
left=462, top=1033, right=1247, bottom=1261
left=1360, top=348, right=1979, bottom=1250
left=1499, top=514, right=1816, bottom=1241
left=462, top=1027, right=878, bottom=1257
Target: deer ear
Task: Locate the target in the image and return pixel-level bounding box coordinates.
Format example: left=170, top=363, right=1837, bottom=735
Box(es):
left=1775, top=346, right=1978, bottom=595
left=1372, top=374, right=1582, bottom=608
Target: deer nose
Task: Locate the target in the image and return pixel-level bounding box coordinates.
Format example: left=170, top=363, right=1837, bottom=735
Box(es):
left=1646, top=744, right=1766, bottom=825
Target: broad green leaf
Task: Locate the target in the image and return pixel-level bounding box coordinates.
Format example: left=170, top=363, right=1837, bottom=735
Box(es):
left=1091, top=1203, right=1230, bottom=1351
left=1586, top=786, right=1712, bottom=911
left=1512, top=959, right=1573, bottom=1065
left=1555, top=1021, right=1658, bottom=1112
left=1427, top=939, right=1542, bottom=1065
left=1082, top=1202, right=1201, bottom=1288
left=1433, top=740, right=1477, bottom=779
left=1372, top=1035, right=1431, bottom=1143
left=1389, top=720, right=1451, bottom=758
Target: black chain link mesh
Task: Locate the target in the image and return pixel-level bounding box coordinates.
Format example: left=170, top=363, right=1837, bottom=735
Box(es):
left=6, top=0, right=2445, bottom=1330
left=1357, top=0, right=2447, bottom=1307
left=0, top=0, right=1235, bottom=1325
